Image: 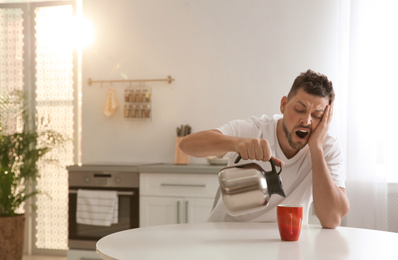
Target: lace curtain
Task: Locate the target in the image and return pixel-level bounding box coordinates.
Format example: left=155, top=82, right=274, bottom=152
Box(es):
left=335, top=0, right=398, bottom=231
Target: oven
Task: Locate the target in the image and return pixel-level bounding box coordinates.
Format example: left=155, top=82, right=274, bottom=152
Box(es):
left=68, top=168, right=139, bottom=257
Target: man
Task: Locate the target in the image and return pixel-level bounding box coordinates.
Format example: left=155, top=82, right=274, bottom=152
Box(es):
left=179, top=69, right=349, bottom=228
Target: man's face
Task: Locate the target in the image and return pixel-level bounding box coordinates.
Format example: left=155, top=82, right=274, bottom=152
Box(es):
left=280, top=88, right=330, bottom=150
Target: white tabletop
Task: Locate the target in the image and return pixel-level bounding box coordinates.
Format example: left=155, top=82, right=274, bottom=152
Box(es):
left=96, top=222, right=398, bottom=260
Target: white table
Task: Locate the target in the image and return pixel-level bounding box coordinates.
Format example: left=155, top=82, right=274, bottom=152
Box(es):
left=96, top=222, right=398, bottom=260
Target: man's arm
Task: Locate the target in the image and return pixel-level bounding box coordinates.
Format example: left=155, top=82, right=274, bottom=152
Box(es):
left=311, top=147, right=349, bottom=228
left=179, top=129, right=284, bottom=166
left=308, top=103, right=350, bottom=228
left=179, top=129, right=234, bottom=158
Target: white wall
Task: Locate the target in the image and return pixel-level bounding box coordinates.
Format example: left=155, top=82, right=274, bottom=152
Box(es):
left=81, top=0, right=341, bottom=164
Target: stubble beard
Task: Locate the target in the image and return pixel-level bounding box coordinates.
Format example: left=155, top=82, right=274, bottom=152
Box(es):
left=281, top=119, right=309, bottom=150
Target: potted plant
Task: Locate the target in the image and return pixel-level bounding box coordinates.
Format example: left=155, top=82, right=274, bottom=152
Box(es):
left=0, top=90, right=64, bottom=260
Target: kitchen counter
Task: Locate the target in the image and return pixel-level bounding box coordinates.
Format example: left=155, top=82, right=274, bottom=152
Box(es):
left=66, top=164, right=142, bottom=172
left=66, top=163, right=224, bottom=174
left=138, top=164, right=224, bottom=174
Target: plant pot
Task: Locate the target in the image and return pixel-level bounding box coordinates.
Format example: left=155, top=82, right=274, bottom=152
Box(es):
left=0, top=214, right=25, bottom=260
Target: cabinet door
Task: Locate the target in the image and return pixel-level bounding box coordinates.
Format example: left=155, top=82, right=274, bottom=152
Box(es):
left=140, top=173, right=218, bottom=197
left=140, top=196, right=183, bottom=227
left=185, top=197, right=214, bottom=223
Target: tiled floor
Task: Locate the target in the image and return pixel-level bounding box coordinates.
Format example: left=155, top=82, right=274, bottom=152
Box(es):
left=22, top=255, right=66, bottom=260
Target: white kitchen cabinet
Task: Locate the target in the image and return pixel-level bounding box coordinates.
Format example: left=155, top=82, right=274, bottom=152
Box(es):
left=139, top=172, right=218, bottom=227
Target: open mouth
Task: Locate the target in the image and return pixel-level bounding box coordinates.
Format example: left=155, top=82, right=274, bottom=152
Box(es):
left=295, top=130, right=309, bottom=139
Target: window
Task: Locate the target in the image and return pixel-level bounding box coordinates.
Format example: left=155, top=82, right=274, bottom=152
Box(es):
left=348, top=0, right=398, bottom=183
left=0, top=1, right=76, bottom=252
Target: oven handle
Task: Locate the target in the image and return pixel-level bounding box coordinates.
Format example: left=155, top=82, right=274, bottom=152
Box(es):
left=68, top=189, right=135, bottom=196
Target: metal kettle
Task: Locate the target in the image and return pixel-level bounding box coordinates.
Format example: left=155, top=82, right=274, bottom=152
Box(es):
left=218, top=156, right=286, bottom=215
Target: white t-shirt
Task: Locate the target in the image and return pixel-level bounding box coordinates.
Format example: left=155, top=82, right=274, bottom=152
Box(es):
left=208, top=114, right=345, bottom=224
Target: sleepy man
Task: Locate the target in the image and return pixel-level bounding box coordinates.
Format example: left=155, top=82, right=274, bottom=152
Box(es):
left=179, top=69, right=349, bottom=228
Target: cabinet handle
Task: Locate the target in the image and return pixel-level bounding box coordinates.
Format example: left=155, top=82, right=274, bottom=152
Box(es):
left=161, top=183, right=206, bottom=188
left=185, top=201, right=189, bottom=223
left=69, top=189, right=134, bottom=196
left=177, top=201, right=181, bottom=224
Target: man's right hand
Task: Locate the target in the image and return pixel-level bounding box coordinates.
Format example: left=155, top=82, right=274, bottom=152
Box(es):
left=234, top=137, right=284, bottom=167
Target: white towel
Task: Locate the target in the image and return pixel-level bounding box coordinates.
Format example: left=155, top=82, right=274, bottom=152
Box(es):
left=76, top=189, right=118, bottom=226
left=103, top=87, right=118, bottom=118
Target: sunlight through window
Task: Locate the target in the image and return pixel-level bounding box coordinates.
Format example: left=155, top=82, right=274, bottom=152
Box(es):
left=71, top=16, right=95, bottom=49
left=353, top=0, right=398, bottom=182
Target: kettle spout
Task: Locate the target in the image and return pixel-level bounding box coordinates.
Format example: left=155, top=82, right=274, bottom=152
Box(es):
left=274, top=187, right=286, bottom=198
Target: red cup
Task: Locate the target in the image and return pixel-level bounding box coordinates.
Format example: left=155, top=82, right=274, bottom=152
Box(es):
left=277, top=205, right=303, bottom=241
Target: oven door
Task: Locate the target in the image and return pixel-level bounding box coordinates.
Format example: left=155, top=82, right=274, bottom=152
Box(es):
left=68, top=187, right=139, bottom=250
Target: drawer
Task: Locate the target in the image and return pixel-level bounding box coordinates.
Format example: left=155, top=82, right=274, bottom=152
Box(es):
left=140, top=173, right=218, bottom=198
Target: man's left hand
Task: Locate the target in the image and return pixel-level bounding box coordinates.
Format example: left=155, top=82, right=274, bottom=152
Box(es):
left=308, top=101, right=334, bottom=149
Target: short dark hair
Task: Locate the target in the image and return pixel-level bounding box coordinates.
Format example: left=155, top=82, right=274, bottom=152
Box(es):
left=287, top=69, right=335, bottom=103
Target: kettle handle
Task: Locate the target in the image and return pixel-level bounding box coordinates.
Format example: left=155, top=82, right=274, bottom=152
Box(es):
left=234, top=155, right=242, bottom=164
left=234, top=155, right=282, bottom=175
left=269, top=157, right=282, bottom=175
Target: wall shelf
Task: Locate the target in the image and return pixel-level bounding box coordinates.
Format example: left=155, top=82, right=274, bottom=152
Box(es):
left=87, top=75, right=175, bottom=86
